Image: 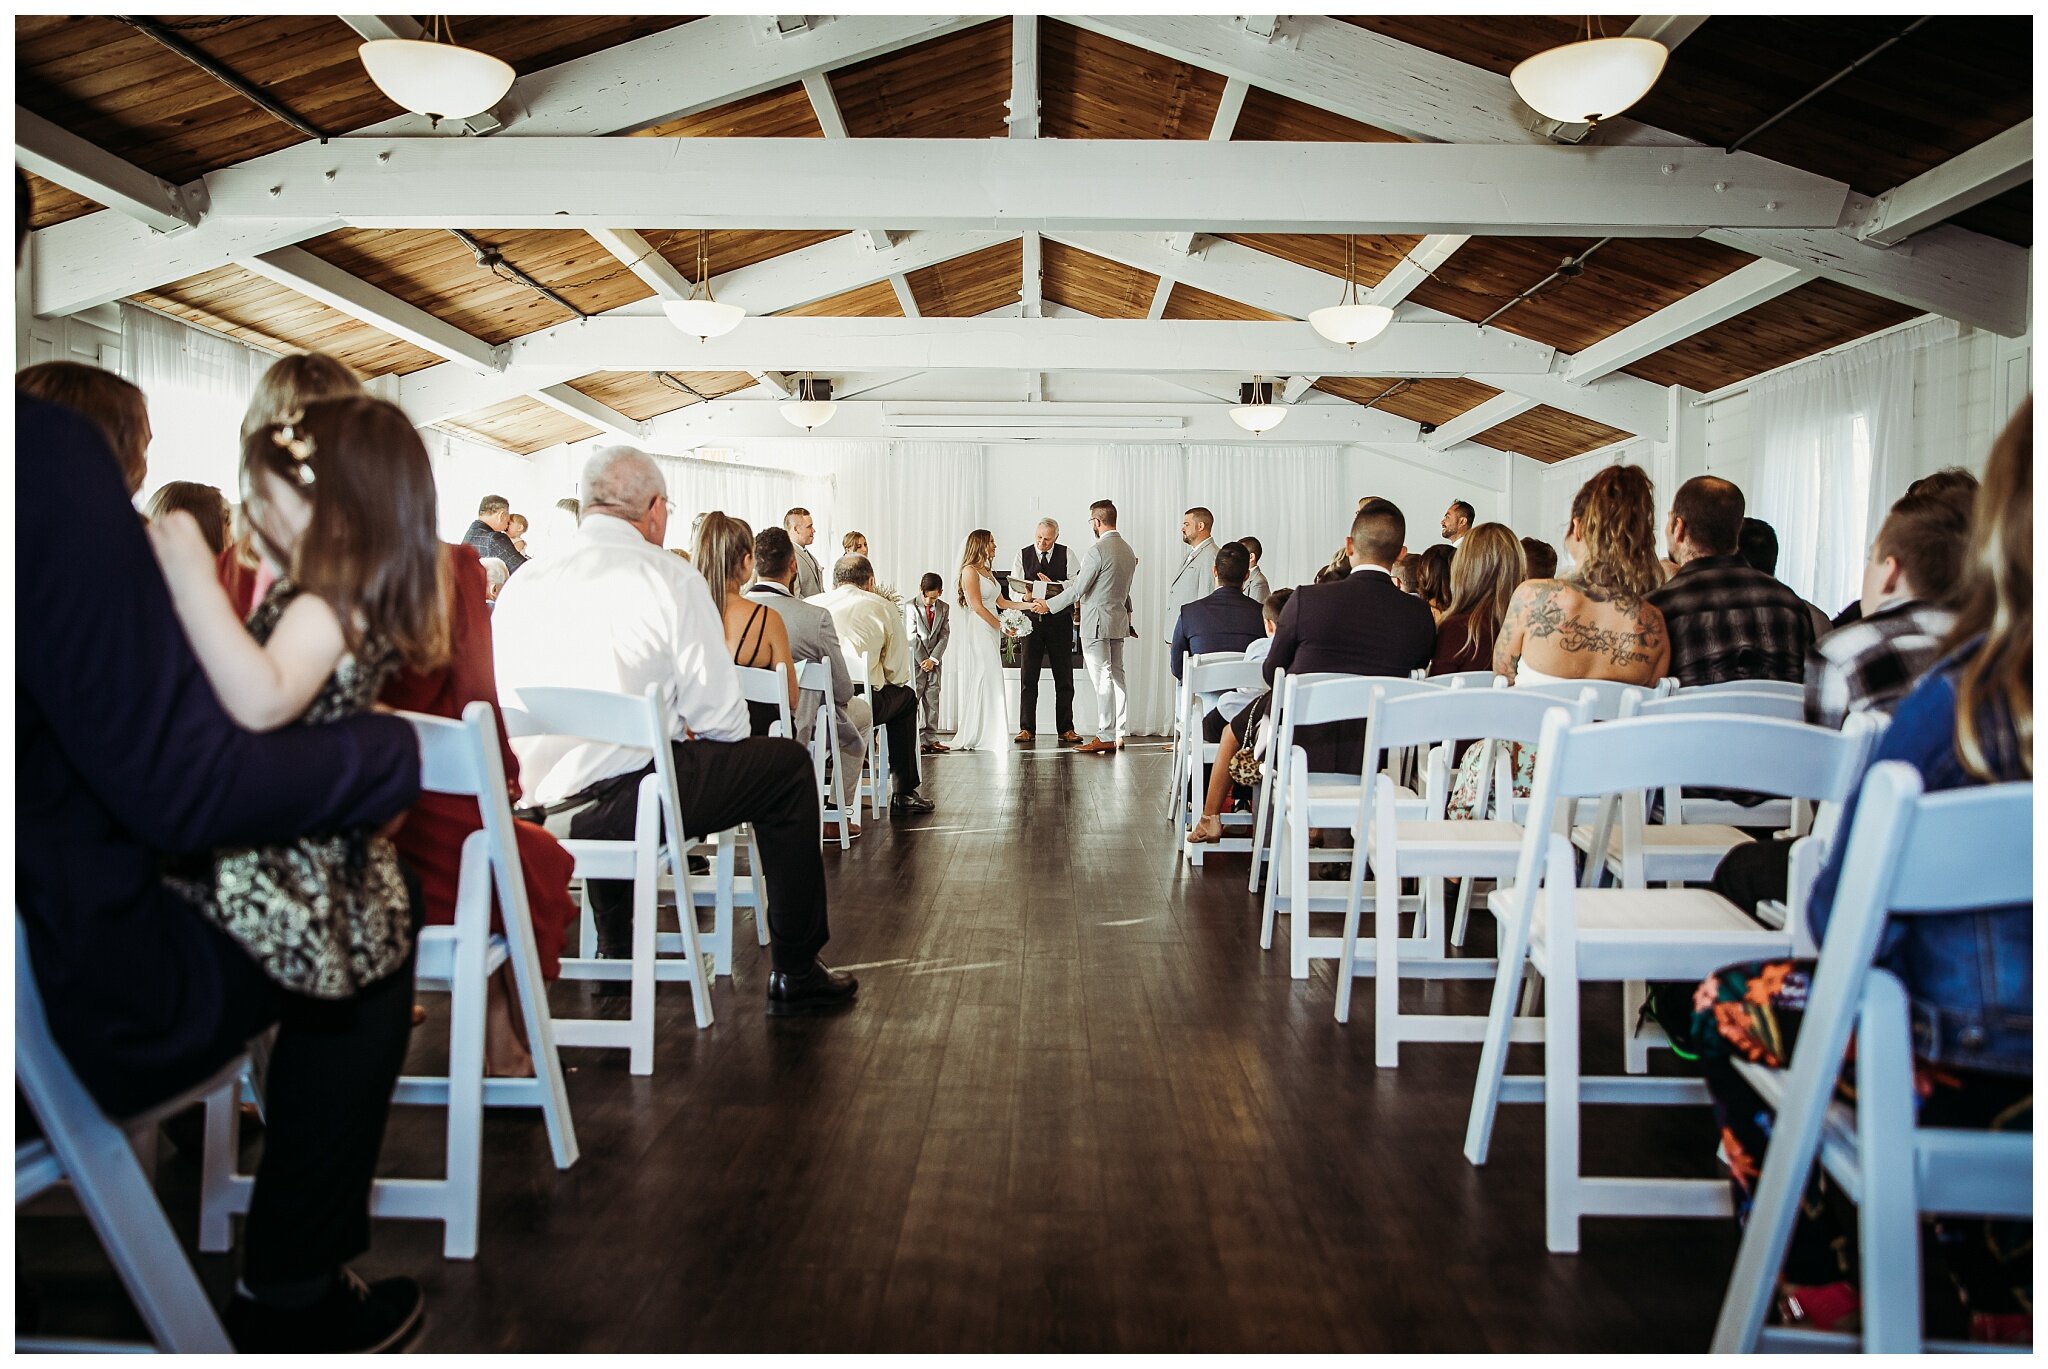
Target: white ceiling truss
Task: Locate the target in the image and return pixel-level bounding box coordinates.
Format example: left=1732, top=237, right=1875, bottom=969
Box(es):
left=17, top=10, right=2030, bottom=465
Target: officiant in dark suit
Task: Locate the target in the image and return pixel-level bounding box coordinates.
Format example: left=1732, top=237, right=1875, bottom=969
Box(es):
left=1014, top=517, right=1083, bottom=745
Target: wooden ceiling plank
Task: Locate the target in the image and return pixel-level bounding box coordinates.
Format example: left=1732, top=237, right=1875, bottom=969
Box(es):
left=1562, top=258, right=1811, bottom=382
left=530, top=383, right=649, bottom=443
left=12, top=108, right=198, bottom=231
left=240, top=245, right=504, bottom=373
left=1855, top=119, right=2033, bottom=247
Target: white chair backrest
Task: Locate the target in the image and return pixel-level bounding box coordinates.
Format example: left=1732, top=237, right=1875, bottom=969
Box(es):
left=500, top=682, right=667, bottom=751
left=1682, top=677, right=1805, bottom=700
left=794, top=657, right=833, bottom=703
left=1626, top=689, right=1806, bottom=723
left=406, top=704, right=492, bottom=798
left=1364, top=683, right=1594, bottom=756
left=735, top=663, right=792, bottom=737
left=1535, top=712, right=1875, bottom=809
left=1435, top=670, right=1499, bottom=691
left=1186, top=657, right=1266, bottom=698
left=1288, top=673, right=1440, bottom=729
left=1512, top=676, right=1664, bottom=722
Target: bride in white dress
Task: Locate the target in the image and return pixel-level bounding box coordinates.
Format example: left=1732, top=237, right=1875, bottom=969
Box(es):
left=947, top=529, right=1025, bottom=752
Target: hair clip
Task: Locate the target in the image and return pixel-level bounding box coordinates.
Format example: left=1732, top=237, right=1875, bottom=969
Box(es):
left=271, top=412, right=317, bottom=485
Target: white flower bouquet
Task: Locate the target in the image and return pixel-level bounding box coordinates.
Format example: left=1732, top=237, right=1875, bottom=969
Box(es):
left=999, top=606, right=1035, bottom=638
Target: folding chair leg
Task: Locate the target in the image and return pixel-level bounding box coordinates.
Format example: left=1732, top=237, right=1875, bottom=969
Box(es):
left=629, top=837, right=659, bottom=1073
left=1288, top=816, right=1312, bottom=981
left=1334, top=844, right=1367, bottom=1025
left=198, top=1078, right=241, bottom=1253
left=1258, top=804, right=1284, bottom=950
left=710, top=836, right=738, bottom=977
left=1247, top=775, right=1276, bottom=895
left=1372, top=849, right=1402, bottom=1067
left=1857, top=984, right=1924, bottom=1352
left=1543, top=957, right=1583, bottom=1254
left=438, top=919, right=487, bottom=1259
left=1450, top=876, right=1474, bottom=949
left=1622, top=979, right=1653, bottom=1074
left=1464, top=901, right=1536, bottom=1166
left=746, top=829, right=770, bottom=947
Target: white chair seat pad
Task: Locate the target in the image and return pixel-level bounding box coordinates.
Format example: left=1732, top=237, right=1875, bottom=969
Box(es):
left=1491, top=886, right=1793, bottom=978
left=1376, top=819, right=1524, bottom=851
left=1573, top=823, right=1755, bottom=858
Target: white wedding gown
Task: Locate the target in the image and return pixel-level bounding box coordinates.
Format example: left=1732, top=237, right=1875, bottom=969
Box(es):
left=947, top=573, right=1012, bottom=752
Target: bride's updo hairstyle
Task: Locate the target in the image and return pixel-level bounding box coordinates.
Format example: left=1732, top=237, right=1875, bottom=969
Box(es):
left=1567, top=464, right=1662, bottom=597
left=957, top=529, right=996, bottom=606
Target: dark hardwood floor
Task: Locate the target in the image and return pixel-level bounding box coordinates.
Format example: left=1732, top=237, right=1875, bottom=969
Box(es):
left=20, top=741, right=1736, bottom=1351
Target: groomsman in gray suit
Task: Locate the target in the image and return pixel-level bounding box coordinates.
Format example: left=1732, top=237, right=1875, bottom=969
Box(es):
left=1162, top=506, right=1219, bottom=644
left=907, top=572, right=950, bottom=754
left=785, top=507, right=824, bottom=599
left=1031, top=499, right=1139, bottom=754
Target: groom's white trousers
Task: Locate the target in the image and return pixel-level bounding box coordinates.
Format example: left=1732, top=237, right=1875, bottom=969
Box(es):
left=1080, top=637, right=1127, bottom=742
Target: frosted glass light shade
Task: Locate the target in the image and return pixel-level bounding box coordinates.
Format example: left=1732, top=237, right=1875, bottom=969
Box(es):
left=780, top=398, right=838, bottom=432
left=662, top=298, right=746, bottom=341
left=1229, top=403, right=1287, bottom=434
left=358, top=39, right=515, bottom=122
left=1309, top=302, right=1395, bottom=350
left=1509, top=37, right=1667, bottom=125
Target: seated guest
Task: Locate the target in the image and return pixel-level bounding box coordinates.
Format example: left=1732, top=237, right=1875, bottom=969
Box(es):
left=1263, top=498, right=1436, bottom=774
left=1430, top=522, right=1525, bottom=677
left=144, top=480, right=230, bottom=555
left=1170, top=541, right=1266, bottom=683
left=1389, top=554, right=1419, bottom=596
left=463, top=494, right=527, bottom=576
left=1519, top=535, right=1558, bottom=582
left=907, top=571, right=949, bottom=757
left=17, top=360, right=151, bottom=496
left=1686, top=399, right=2032, bottom=1340
left=1413, top=543, right=1455, bottom=624
left=1238, top=536, right=1270, bottom=603
left=492, top=445, right=854, bottom=1015
left=693, top=511, right=799, bottom=735
left=232, top=350, right=367, bottom=617
left=1834, top=466, right=1985, bottom=629
left=1189, top=588, right=1291, bottom=843
left=810, top=555, right=934, bottom=814
left=1450, top=466, right=1670, bottom=817
left=480, top=557, right=509, bottom=602
left=748, top=527, right=870, bottom=839
left=19, top=390, right=428, bottom=1351
left=1739, top=516, right=1834, bottom=641
left=1649, top=476, right=1814, bottom=685
left=382, top=543, right=578, bottom=1077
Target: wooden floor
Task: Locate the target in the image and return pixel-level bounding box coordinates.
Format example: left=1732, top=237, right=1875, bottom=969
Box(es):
left=21, top=741, right=1737, bottom=1352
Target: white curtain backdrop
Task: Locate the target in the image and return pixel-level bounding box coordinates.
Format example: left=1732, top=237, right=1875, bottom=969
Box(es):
left=1098, top=445, right=1191, bottom=735
left=1183, top=442, right=1347, bottom=595
left=657, top=450, right=833, bottom=555
left=420, top=427, right=566, bottom=546
left=1749, top=317, right=1966, bottom=610
left=122, top=303, right=265, bottom=502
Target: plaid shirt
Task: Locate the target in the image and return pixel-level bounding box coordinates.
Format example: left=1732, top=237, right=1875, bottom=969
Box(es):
left=462, top=519, right=527, bottom=575
left=1804, top=598, right=1955, bottom=729
left=1647, top=554, right=1814, bottom=686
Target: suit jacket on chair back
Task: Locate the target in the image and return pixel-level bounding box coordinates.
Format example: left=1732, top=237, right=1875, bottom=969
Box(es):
left=1043, top=530, right=1138, bottom=644
left=1261, top=566, right=1436, bottom=772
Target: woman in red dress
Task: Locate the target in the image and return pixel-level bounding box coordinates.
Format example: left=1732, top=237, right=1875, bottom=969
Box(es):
left=381, top=543, right=577, bottom=1076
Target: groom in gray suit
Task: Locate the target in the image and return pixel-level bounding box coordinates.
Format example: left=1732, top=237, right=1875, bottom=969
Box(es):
left=1030, top=499, right=1139, bottom=754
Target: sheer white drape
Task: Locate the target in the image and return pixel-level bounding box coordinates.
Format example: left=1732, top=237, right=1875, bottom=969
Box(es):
left=658, top=450, right=833, bottom=555
left=1100, top=445, right=1191, bottom=735
left=419, top=427, right=565, bottom=545
left=826, top=440, right=986, bottom=605
left=122, top=303, right=265, bottom=500
left=1750, top=318, right=1966, bottom=610
left=1182, top=443, right=1347, bottom=596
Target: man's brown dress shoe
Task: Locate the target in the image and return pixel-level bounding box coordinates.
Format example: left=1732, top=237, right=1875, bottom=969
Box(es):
left=1014, top=730, right=1034, bottom=745
left=1058, top=730, right=1085, bottom=745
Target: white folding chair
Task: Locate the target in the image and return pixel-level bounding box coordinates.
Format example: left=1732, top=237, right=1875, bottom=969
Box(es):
left=1679, top=677, right=1805, bottom=701
left=202, top=702, right=580, bottom=1260
left=502, top=683, right=715, bottom=1077
left=682, top=667, right=783, bottom=975
left=1178, top=656, right=1266, bottom=864
left=1259, top=673, right=1439, bottom=978
left=846, top=650, right=892, bottom=818
left=1462, top=710, right=1880, bottom=1253
left=796, top=658, right=854, bottom=849
left=1434, top=670, right=1499, bottom=691
left=1338, top=685, right=1594, bottom=1067
left=16, top=920, right=238, bottom=1352
left=1713, top=765, right=2033, bottom=1353
left=1169, top=650, right=1247, bottom=830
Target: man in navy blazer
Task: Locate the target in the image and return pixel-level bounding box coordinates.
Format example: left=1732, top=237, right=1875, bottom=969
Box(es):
left=1262, top=498, right=1436, bottom=774
left=16, top=392, right=428, bottom=1348
left=1170, top=541, right=1267, bottom=679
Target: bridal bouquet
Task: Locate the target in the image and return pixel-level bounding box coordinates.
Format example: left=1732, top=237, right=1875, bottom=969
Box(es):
left=998, top=607, right=1035, bottom=638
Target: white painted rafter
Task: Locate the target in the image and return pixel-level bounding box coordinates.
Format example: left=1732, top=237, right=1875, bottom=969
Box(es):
left=193, top=138, right=1850, bottom=234
left=889, top=274, right=922, bottom=318
left=529, top=384, right=650, bottom=444
left=746, top=370, right=792, bottom=398
left=585, top=227, right=697, bottom=299
left=800, top=72, right=891, bottom=251
left=336, top=18, right=503, bottom=135
left=1370, top=233, right=1468, bottom=307
left=1007, top=14, right=1040, bottom=139
left=13, top=108, right=199, bottom=232
left=1164, top=78, right=1250, bottom=255
left=1424, top=393, right=1537, bottom=451
left=1854, top=120, right=2032, bottom=247
left=1144, top=276, right=1175, bottom=321
left=1020, top=231, right=1043, bottom=318
left=642, top=398, right=1429, bottom=447
left=239, top=245, right=504, bottom=373
left=1561, top=259, right=1811, bottom=383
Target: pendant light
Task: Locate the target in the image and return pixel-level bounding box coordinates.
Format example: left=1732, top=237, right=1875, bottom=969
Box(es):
left=1509, top=18, right=1668, bottom=127
left=1229, top=377, right=1287, bottom=435
left=780, top=375, right=837, bottom=432
left=662, top=230, right=747, bottom=341
left=1308, top=235, right=1395, bottom=351
left=358, top=16, right=515, bottom=125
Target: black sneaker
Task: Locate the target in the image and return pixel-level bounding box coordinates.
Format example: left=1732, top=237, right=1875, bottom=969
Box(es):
left=226, top=1269, right=425, bottom=1353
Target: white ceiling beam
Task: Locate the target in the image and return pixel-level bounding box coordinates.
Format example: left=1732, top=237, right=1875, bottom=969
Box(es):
left=28, top=14, right=977, bottom=316
left=396, top=230, right=1010, bottom=425
left=336, top=18, right=502, bottom=135
left=888, top=274, right=921, bottom=318
left=494, top=316, right=1557, bottom=380
left=1020, top=231, right=1043, bottom=318
left=586, top=227, right=697, bottom=299
left=1007, top=14, right=1040, bottom=139
left=1144, top=276, right=1175, bottom=321
left=239, top=245, right=504, bottom=373
left=800, top=72, right=891, bottom=251
left=1473, top=369, right=1666, bottom=442
left=529, top=384, right=650, bottom=444
left=199, top=138, right=1849, bottom=234
left=1075, top=13, right=2029, bottom=338
left=1424, top=393, right=1538, bottom=451
left=746, top=370, right=792, bottom=398
left=1280, top=375, right=1317, bottom=404
left=1369, top=234, right=1468, bottom=307
left=1854, top=120, right=2033, bottom=247
left=13, top=108, right=200, bottom=232
left=1561, top=259, right=1811, bottom=383
left=1164, top=78, right=1250, bottom=255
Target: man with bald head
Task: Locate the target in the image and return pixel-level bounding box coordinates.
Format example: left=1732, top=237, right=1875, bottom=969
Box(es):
left=494, top=446, right=856, bottom=1016
left=1649, top=475, right=1815, bottom=686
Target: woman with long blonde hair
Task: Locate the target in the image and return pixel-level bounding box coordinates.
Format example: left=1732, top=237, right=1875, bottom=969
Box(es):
left=1430, top=523, right=1524, bottom=675
left=946, top=528, right=1023, bottom=752
left=694, top=511, right=799, bottom=734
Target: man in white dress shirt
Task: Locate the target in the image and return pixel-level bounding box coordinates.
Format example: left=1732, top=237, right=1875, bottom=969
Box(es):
left=493, top=447, right=855, bottom=1015
left=1161, top=506, right=1219, bottom=644
left=810, top=555, right=935, bottom=814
